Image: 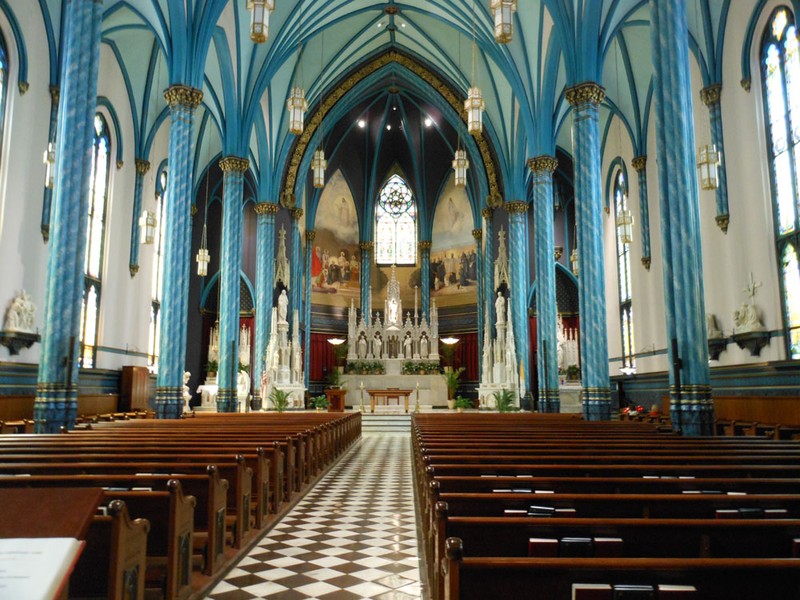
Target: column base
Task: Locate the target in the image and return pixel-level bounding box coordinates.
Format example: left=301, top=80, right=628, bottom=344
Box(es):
left=581, top=387, right=611, bottom=421
left=539, top=389, right=561, bottom=413
left=216, top=388, right=238, bottom=413
left=155, top=387, right=183, bottom=419
left=34, top=384, right=77, bottom=433
left=669, top=384, right=714, bottom=436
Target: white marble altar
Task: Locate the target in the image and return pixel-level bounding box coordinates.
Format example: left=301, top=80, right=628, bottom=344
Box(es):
left=341, top=374, right=448, bottom=409
left=261, top=306, right=306, bottom=409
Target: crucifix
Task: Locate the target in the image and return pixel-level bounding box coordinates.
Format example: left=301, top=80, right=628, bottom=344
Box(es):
left=743, top=272, right=762, bottom=307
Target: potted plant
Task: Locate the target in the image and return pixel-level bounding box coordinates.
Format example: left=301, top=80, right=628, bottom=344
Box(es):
left=269, top=387, right=290, bottom=412
left=493, top=389, right=518, bottom=413
left=443, top=367, right=465, bottom=410
left=566, top=364, right=580, bottom=381
left=311, top=394, right=329, bottom=412
left=206, top=359, right=218, bottom=377
left=455, top=396, right=473, bottom=413
left=402, top=361, right=415, bottom=375
left=327, top=367, right=342, bottom=389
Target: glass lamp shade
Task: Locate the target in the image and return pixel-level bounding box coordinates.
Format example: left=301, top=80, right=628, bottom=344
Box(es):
left=139, top=210, right=157, bottom=245
left=464, top=87, right=485, bottom=135
left=287, top=87, right=308, bottom=135
left=196, top=247, right=210, bottom=277
left=247, top=0, right=274, bottom=43
left=697, top=144, right=720, bottom=190
left=617, top=209, right=633, bottom=245
left=570, top=248, right=579, bottom=276
left=452, top=149, right=469, bottom=187
left=311, top=149, right=327, bottom=189
left=490, top=0, right=517, bottom=43
left=43, top=142, right=55, bottom=189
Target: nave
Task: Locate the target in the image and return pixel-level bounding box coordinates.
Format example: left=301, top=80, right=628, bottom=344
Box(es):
left=207, top=434, right=423, bottom=600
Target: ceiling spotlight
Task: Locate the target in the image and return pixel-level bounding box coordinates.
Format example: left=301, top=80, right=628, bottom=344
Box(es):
left=377, top=22, right=383, bottom=28
left=401, top=22, right=406, bottom=28
left=357, top=119, right=366, bottom=129
left=386, top=124, right=392, bottom=131
left=424, top=118, right=433, bottom=127
left=392, top=106, right=397, bottom=111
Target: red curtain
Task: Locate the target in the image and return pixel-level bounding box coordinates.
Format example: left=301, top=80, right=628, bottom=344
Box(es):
left=452, top=332, right=479, bottom=381
left=309, top=333, right=338, bottom=382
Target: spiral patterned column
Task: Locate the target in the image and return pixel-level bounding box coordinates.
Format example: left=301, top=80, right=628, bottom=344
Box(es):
left=40, top=86, right=60, bottom=242
left=506, top=201, right=531, bottom=398
left=482, top=207, right=495, bottom=327
left=701, top=83, right=730, bottom=233
left=529, top=156, right=560, bottom=412
left=472, top=229, right=484, bottom=367
left=304, top=230, right=315, bottom=387
left=35, top=0, right=103, bottom=433
left=418, top=240, right=432, bottom=321
left=252, top=202, right=278, bottom=410
left=651, top=0, right=713, bottom=435
left=631, top=156, right=652, bottom=270
left=128, top=158, right=151, bottom=277
left=289, top=208, right=304, bottom=325
left=216, top=156, right=249, bottom=413
left=155, top=84, right=203, bottom=419
left=360, top=241, right=373, bottom=326
left=566, top=82, right=611, bottom=421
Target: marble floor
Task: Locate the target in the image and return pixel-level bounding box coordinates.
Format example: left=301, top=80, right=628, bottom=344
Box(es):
left=206, top=434, right=425, bottom=600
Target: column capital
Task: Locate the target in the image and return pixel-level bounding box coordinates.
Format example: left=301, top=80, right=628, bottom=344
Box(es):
left=641, top=256, right=651, bottom=270
left=527, top=155, right=558, bottom=174
left=359, top=241, right=374, bottom=251
left=254, top=202, right=279, bottom=215
left=289, top=207, right=304, bottom=220
left=715, top=213, right=730, bottom=233
left=418, top=240, right=432, bottom=251
left=631, top=155, right=647, bottom=173
left=306, top=230, right=316, bottom=242
left=219, top=156, right=250, bottom=173
left=472, top=229, right=483, bottom=240
left=565, top=82, right=605, bottom=107
left=486, top=191, right=503, bottom=209
left=49, top=85, right=60, bottom=106
left=164, top=85, right=204, bottom=109
left=281, top=190, right=296, bottom=208
left=504, top=200, right=529, bottom=214
left=481, top=207, right=493, bottom=220
left=700, top=83, right=722, bottom=107
left=135, top=158, right=151, bottom=176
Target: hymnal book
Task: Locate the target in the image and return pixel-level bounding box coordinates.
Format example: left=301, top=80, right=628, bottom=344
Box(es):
left=559, top=537, right=594, bottom=557
left=0, top=537, right=84, bottom=600
left=593, top=537, right=624, bottom=557
left=528, top=537, right=558, bottom=557
left=504, top=509, right=528, bottom=516
left=527, top=505, right=556, bottom=517
left=572, top=583, right=613, bottom=600
left=715, top=509, right=739, bottom=519
left=657, top=584, right=697, bottom=598
left=612, top=584, right=656, bottom=599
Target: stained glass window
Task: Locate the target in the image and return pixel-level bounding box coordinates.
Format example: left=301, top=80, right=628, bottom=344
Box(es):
left=762, top=8, right=800, bottom=359
left=614, top=170, right=635, bottom=369
left=148, top=168, right=168, bottom=369
left=376, top=174, right=417, bottom=265
left=79, top=114, right=111, bottom=368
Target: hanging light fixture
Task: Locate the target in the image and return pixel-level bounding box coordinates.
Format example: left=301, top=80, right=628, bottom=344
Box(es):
left=43, top=142, right=55, bottom=189
left=452, top=149, right=469, bottom=187
left=287, top=87, right=307, bottom=135
left=697, top=144, right=720, bottom=190
left=139, top=210, right=157, bottom=245
left=312, top=148, right=327, bottom=188
left=196, top=152, right=211, bottom=277
left=247, top=0, right=274, bottom=43
left=570, top=247, right=579, bottom=276
left=616, top=208, right=633, bottom=245
left=465, top=87, right=485, bottom=135
left=490, top=0, right=516, bottom=44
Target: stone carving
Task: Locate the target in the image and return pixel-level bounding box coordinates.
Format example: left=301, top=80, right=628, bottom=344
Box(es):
left=262, top=306, right=306, bottom=410
left=495, top=292, right=506, bottom=324
left=274, top=225, right=291, bottom=289
left=733, top=273, right=766, bottom=334
left=706, top=314, right=724, bottom=340
left=278, top=290, right=289, bottom=324
left=4, top=291, right=36, bottom=333
left=182, top=371, right=192, bottom=413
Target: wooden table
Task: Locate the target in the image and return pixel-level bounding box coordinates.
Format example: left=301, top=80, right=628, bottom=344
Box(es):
left=367, top=389, right=413, bottom=413
left=0, top=487, right=103, bottom=539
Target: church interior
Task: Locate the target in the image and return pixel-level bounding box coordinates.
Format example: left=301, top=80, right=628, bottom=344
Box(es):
left=2, top=0, right=800, bottom=598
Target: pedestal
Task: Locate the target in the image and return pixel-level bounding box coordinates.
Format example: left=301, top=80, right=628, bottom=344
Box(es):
left=559, top=383, right=583, bottom=413
left=326, top=388, right=346, bottom=412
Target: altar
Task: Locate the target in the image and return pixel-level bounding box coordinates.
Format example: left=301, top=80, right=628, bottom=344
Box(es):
left=341, top=374, right=449, bottom=409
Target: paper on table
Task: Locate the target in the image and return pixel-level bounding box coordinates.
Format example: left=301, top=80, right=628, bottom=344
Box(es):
left=0, top=537, right=84, bottom=600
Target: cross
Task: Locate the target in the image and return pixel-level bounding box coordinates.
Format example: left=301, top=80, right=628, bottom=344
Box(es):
left=743, top=272, right=762, bottom=305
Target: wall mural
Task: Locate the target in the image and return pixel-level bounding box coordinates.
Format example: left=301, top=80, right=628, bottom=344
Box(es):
left=430, top=177, right=477, bottom=307
left=311, top=170, right=361, bottom=308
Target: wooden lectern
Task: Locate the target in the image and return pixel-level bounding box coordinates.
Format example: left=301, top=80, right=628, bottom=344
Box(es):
left=325, top=388, right=346, bottom=412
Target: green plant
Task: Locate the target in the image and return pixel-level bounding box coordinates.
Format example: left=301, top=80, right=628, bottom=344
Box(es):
left=333, top=343, right=348, bottom=366
left=442, top=367, right=465, bottom=399
left=455, top=396, right=473, bottom=410
left=311, top=394, right=329, bottom=410
left=269, top=388, right=290, bottom=412
left=402, top=361, right=416, bottom=375
left=206, top=359, right=218, bottom=374
left=566, top=364, right=580, bottom=381
left=493, top=389, right=518, bottom=413
left=327, top=368, right=342, bottom=389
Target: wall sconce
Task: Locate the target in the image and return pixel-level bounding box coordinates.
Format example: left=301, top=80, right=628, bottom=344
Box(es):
left=697, top=143, right=720, bottom=190
left=43, top=143, right=55, bottom=189
left=139, top=210, right=157, bottom=245
left=616, top=209, right=633, bottom=245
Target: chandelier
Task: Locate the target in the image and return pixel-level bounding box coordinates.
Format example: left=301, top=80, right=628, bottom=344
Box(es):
left=452, top=149, right=469, bottom=187
left=287, top=87, right=308, bottom=135
left=465, top=87, right=485, bottom=135
left=311, top=149, right=327, bottom=188
left=490, top=0, right=517, bottom=43
left=247, top=0, right=274, bottom=44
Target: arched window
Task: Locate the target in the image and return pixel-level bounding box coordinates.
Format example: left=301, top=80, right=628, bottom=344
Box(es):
left=148, top=167, right=168, bottom=369
left=79, top=114, right=111, bottom=368
left=375, top=174, right=417, bottom=265
left=614, top=169, right=635, bottom=369
left=762, top=7, right=800, bottom=358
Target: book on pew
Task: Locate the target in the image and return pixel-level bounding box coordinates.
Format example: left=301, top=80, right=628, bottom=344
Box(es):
left=527, top=505, right=556, bottom=517
left=612, top=584, right=656, bottom=599
left=0, top=537, right=84, bottom=600
left=792, top=538, right=800, bottom=559
left=657, top=584, right=697, bottom=598
left=572, top=583, right=613, bottom=600
left=559, top=537, right=594, bottom=557
left=593, top=537, right=624, bottom=557
left=504, top=509, right=528, bottom=516
left=528, top=537, right=558, bottom=557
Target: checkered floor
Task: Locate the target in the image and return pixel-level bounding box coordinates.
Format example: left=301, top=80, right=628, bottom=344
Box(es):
left=206, top=433, right=425, bottom=599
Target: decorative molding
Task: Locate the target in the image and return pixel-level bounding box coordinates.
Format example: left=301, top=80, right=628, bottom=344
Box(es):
left=471, top=229, right=482, bottom=240
left=732, top=331, right=770, bottom=357
left=18, top=81, right=28, bottom=95
left=116, top=160, right=124, bottom=170
left=289, top=207, right=304, bottom=220
left=281, top=190, right=296, bottom=208
left=418, top=240, right=432, bottom=250
left=641, top=256, right=651, bottom=270
left=631, top=155, right=647, bottom=172
left=481, top=207, right=493, bottom=220
left=359, top=241, right=374, bottom=251
left=254, top=202, right=279, bottom=215
left=384, top=5, right=399, bottom=14
left=282, top=50, right=501, bottom=204
left=716, top=214, right=730, bottom=233
left=134, top=159, right=151, bottom=176
left=0, top=331, right=40, bottom=355
left=49, top=85, right=59, bottom=106
left=527, top=155, right=558, bottom=174
left=129, top=264, right=139, bottom=277
left=700, top=83, right=722, bottom=107
left=163, top=85, right=203, bottom=109
left=219, top=156, right=250, bottom=173
left=486, top=192, right=503, bottom=209
left=740, top=78, right=751, bottom=92
left=306, top=230, right=316, bottom=242
left=504, top=200, right=529, bottom=214
left=565, top=82, right=606, bottom=107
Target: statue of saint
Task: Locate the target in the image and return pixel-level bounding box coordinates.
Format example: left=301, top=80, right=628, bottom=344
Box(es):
left=420, top=335, right=429, bottom=358
left=404, top=334, right=413, bottom=359
left=4, top=291, right=35, bottom=333
left=277, top=290, right=289, bottom=323
left=388, top=298, right=398, bottom=324
left=733, top=303, right=765, bottom=334
left=182, top=371, right=192, bottom=412
left=706, top=314, right=723, bottom=340
left=372, top=334, right=382, bottom=359
left=358, top=334, right=367, bottom=359
left=495, top=292, right=506, bottom=325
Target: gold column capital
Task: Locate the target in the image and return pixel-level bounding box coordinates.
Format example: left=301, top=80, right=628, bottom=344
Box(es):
left=254, top=202, right=279, bottom=215
left=700, top=83, right=722, bottom=107
left=164, top=85, right=204, bottom=109
left=49, top=85, right=60, bottom=106
left=418, top=240, right=432, bottom=251
left=481, top=207, right=494, bottom=220
left=641, top=256, right=651, bottom=270
left=359, top=241, right=374, bottom=251
left=631, top=155, right=647, bottom=173
left=306, top=230, right=316, bottom=242
left=527, top=155, right=558, bottom=174
left=135, top=159, right=151, bottom=176
left=472, top=229, right=483, bottom=241
left=219, top=156, right=250, bottom=173
left=289, top=207, right=304, bottom=221
left=565, top=82, right=606, bottom=107
left=504, top=200, right=529, bottom=214
left=191, top=204, right=198, bottom=216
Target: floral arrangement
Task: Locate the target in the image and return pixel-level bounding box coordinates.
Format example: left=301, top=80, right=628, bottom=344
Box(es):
left=345, top=361, right=385, bottom=375
left=622, top=405, right=645, bottom=416
left=402, top=361, right=441, bottom=375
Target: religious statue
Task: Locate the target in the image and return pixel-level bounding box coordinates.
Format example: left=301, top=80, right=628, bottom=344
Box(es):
left=4, top=290, right=36, bottom=333
left=388, top=298, right=398, bottom=324
left=278, top=290, right=289, bottom=323
left=495, top=292, right=506, bottom=325
left=372, top=334, right=382, bottom=359
left=733, top=303, right=765, bottom=334
left=420, top=335, right=428, bottom=358
left=706, top=314, right=724, bottom=340
left=237, top=370, right=251, bottom=411
left=182, top=371, right=192, bottom=413
left=358, top=334, right=367, bottom=359
left=404, top=333, right=413, bottom=359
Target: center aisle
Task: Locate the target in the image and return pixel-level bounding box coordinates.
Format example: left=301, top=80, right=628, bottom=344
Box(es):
left=207, top=433, right=425, bottom=600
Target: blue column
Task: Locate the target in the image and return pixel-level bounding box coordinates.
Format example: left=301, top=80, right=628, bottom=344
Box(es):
left=566, top=82, right=611, bottom=421
left=472, top=229, right=484, bottom=371
left=419, top=241, right=432, bottom=320
left=35, top=0, right=103, bottom=433
left=650, top=0, right=713, bottom=435
left=529, top=156, right=560, bottom=413
left=631, top=156, right=652, bottom=270
left=216, top=156, right=249, bottom=412
left=40, top=86, right=60, bottom=242
left=128, top=159, right=150, bottom=277
left=289, top=208, right=303, bottom=320
left=506, top=201, right=531, bottom=397
left=700, top=83, right=730, bottom=233
left=304, top=230, right=314, bottom=387
left=155, top=85, right=204, bottom=419
left=252, top=202, right=278, bottom=410
left=360, top=241, right=373, bottom=325
left=482, top=207, right=495, bottom=327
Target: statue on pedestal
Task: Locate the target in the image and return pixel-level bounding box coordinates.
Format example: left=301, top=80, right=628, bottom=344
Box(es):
left=278, top=290, right=289, bottom=324
left=4, top=291, right=36, bottom=333
left=495, top=292, right=506, bottom=324
left=183, top=371, right=192, bottom=413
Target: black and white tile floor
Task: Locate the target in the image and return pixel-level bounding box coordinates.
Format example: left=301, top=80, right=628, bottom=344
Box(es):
left=206, top=434, right=425, bottom=600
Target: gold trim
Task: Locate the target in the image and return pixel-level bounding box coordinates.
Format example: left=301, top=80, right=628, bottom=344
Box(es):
left=359, top=241, right=374, bottom=251
left=254, top=202, right=279, bottom=215
left=49, top=86, right=60, bottom=106
left=527, top=155, right=557, bottom=174
left=306, top=230, right=316, bottom=242
left=740, top=78, right=751, bottom=92
left=631, top=155, right=647, bottom=172
left=164, top=85, right=203, bottom=109
left=116, top=160, right=124, bottom=170
left=716, top=214, right=729, bottom=233
left=481, top=207, right=493, bottom=220
left=641, top=256, right=651, bottom=270
left=219, top=156, right=250, bottom=173
left=289, top=207, right=304, bottom=220
left=504, top=200, right=529, bottom=214
left=135, top=159, right=151, bottom=176
left=700, top=83, right=722, bottom=107
left=129, top=265, right=139, bottom=276
left=565, top=82, right=605, bottom=107
left=418, top=240, right=432, bottom=250
left=191, top=205, right=198, bottom=216
left=471, top=229, right=482, bottom=240
left=18, top=81, right=29, bottom=95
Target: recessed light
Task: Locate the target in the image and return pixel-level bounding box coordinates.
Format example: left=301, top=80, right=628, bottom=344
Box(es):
left=386, top=124, right=392, bottom=131
left=357, top=119, right=366, bottom=128
left=401, top=22, right=406, bottom=28
left=424, top=118, right=433, bottom=127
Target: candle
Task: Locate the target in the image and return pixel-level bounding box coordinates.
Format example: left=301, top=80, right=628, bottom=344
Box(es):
left=360, top=381, right=364, bottom=389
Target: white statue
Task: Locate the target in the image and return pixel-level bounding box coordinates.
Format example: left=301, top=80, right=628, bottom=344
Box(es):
left=237, top=370, right=251, bottom=411
left=358, top=334, right=367, bottom=359
left=388, top=298, right=398, bottom=324
left=278, top=290, right=289, bottom=323
left=182, top=371, right=192, bottom=412
left=706, top=314, right=724, bottom=340
left=495, top=292, right=506, bottom=325
left=4, top=290, right=36, bottom=333
left=420, top=335, right=428, bottom=358
left=404, top=334, right=413, bottom=359
left=373, top=334, right=382, bottom=359
left=733, top=303, right=765, bottom=334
